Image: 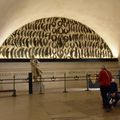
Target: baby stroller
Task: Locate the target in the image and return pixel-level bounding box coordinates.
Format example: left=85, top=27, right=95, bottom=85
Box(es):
left=108, top=81, right=120, bottom=107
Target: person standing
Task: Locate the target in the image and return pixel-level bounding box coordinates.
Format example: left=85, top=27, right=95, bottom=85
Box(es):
left=98, top=65, right=112, bottom=112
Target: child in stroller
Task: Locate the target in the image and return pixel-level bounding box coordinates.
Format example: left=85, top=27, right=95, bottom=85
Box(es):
left=108, top=79, right=120, bottom=107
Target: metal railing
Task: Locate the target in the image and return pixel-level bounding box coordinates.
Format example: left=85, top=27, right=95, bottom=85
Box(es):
left=0, top=71, right=120, bottom=96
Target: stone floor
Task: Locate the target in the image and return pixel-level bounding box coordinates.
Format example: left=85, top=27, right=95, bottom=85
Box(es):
left=0, top=90, right=120, bottom=120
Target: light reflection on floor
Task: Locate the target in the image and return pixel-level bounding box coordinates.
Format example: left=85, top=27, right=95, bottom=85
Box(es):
left=0, top=90, right=120, bottom=120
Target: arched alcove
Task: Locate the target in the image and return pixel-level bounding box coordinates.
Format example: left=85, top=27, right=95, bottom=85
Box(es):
left=0, top=17, right=113, bottom=59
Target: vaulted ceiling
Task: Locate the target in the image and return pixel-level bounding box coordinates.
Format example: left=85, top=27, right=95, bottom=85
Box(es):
left=0, top=0, right=120, bottom=59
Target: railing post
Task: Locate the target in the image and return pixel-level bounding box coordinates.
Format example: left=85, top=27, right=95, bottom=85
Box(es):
left=86, top=73, right=89, bottom=91
left=12, top=74, right=16, bottom=96
left=118, top=70, right=120, bottom=88
left=28, top=73, right=33, bottom=95
left=39, top=75, right=43, bottom=94
left=63, top=72, right=67, bottom=93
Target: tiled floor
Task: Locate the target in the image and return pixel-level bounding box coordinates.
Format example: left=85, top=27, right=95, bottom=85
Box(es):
left=0, top=90, right=120, bottom=120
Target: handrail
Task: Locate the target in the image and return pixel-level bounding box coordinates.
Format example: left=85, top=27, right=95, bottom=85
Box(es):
left=0, top=71, right=120, bottom=95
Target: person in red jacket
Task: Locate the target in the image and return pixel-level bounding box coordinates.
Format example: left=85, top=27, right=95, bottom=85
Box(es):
left=98, top=65, right=112, bottom=112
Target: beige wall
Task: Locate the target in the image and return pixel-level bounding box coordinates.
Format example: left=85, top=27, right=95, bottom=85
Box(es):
left=0, top=61, right=120, bottom=91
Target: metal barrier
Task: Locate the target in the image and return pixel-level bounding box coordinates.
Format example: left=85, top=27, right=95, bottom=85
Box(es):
left=28, top=72, right=99, bottom=94
left=30, top=72, right=120, bottom=94
left=0, top=75, right=16, bottom=96
left=87, top=73, right=120, bottom=90
left=0, top=71, right=120, bottom=95
left=0, top=74, right=28, bottom=96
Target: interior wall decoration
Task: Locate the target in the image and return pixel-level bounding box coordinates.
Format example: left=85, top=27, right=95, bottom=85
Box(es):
left=0, top=17, right=113, bottom=59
